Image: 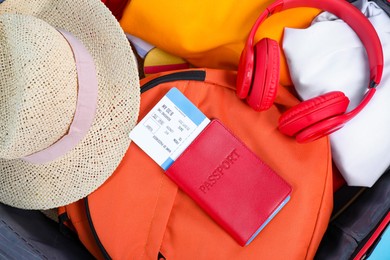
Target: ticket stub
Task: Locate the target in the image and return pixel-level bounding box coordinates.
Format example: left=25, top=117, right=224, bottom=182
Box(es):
left=129, top=88, right=210, bottom=170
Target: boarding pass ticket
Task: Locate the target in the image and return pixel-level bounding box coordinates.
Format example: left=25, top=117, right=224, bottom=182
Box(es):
left=129, top=88, right=210, bottom=170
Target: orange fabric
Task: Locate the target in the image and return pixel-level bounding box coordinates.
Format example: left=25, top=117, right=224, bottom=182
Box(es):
left=66, top=69, right=333, bottom=259
left=63, top=201, right=105, bottom=259
left=88, top=148, right=178, bottom=259
left=120, top=0, right=321, bottom=86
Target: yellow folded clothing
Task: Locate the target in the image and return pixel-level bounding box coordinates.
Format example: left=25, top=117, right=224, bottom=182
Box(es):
left=120, top=0, right=321, bottom=86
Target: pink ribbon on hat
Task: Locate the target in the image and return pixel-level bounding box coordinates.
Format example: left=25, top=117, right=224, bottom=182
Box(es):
left=22, top=30, right=98, bottom=164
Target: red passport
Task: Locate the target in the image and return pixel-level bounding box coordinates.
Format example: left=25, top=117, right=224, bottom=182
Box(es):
left=166, top=119, right=292, bottom=246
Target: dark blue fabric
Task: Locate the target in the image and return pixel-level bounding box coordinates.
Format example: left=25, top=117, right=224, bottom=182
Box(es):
left=0, top=204, right=94, bottom=260
left=0, top=221, right=44, bottom=260
left=315, top=169, right=390, bottom=260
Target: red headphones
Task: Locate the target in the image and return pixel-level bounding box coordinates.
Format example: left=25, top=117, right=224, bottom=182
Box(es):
left=236, top=0, right=384, bottom=143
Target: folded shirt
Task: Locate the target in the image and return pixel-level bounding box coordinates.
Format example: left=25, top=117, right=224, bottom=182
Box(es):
left=283, top=0, right=390, bottom=187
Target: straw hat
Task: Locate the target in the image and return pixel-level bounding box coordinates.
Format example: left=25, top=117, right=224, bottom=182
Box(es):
left=0, top=0, right=140, bottom=209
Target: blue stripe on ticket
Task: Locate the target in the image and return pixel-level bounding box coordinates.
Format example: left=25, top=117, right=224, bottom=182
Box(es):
left=166, top=88, right=206, bottom=126
left=161, top=157, right=174, bottom=170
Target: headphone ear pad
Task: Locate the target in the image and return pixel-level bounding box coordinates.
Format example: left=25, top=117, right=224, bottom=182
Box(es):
left=246, top=38, right=280, bottom=111
left=278, top=91, right=350, bottom=136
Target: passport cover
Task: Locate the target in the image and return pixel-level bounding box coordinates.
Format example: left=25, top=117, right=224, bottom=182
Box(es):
left=165, top=119, right=292, bottom=246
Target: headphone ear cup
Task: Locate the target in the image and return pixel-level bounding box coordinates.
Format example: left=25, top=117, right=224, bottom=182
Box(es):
left=278, top=91, right=350, bottom=137
left=236, top=44, right=255, bottom=99
left=246, top=38, right=280, bottom=111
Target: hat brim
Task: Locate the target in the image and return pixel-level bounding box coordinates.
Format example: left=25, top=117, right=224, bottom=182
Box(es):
left=0, top=0, right=140, bottom=209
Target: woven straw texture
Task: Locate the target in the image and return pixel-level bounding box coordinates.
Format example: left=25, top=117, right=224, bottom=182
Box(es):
left=1, top=15, right=78, bottom=159
left=0, top=0, right=140, bottom=209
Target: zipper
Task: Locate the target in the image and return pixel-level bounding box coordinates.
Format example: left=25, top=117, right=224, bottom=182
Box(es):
left=141, top=70, right=206, bottom=93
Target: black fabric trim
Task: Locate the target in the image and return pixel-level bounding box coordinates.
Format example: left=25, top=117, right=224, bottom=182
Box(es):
left=141, top=70, right=206, bottom=93
left=158, top=251, right=166, bottom=259
left=58, top=212, right=79, bottom=241
left=58, top=212, right=69, bottom=224
left=84, top=198, right=112, bottom=260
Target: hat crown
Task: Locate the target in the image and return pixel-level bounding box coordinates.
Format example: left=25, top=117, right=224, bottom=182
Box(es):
left=0, top=14, right=77, bottom=159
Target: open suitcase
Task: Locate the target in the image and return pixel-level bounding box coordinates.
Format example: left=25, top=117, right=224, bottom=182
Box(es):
left=1, top=0, right=389, bottom=259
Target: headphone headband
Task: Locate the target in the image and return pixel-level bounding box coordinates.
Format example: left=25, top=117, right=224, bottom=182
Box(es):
left=246, top=0, right=383, bottom=85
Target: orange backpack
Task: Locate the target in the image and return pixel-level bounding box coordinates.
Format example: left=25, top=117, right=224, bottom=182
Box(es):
left=60, top=69, right=333, bottom=259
